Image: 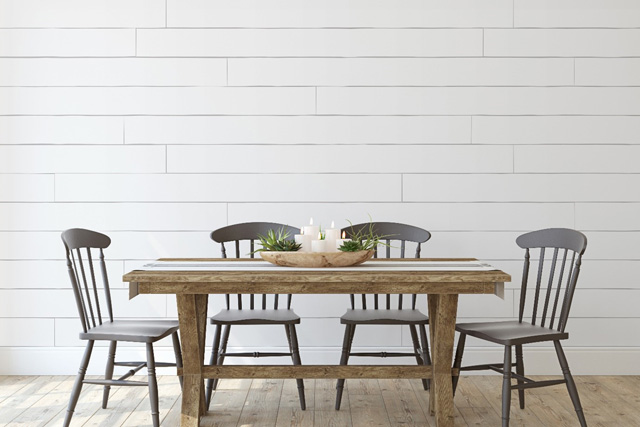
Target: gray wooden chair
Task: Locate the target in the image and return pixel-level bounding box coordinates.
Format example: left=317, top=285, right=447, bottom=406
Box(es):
left=205, top=222, right=306, bottom=410
left=335, top=222, right=432, bottom=410
left=452, top=228, right=588, bottom=427
left=61, top=228, right=183, bottom=427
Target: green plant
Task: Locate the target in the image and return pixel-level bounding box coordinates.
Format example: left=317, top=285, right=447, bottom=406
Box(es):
left=253, top=227, right=301, bottom=253
left=338, top=220, right=392, bottom=252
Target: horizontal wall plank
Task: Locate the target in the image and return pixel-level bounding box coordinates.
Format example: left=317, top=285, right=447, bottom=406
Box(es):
left=167, top=0, right=512, bottom=28
left=514, top=0, right=640, bottom=28
left=317, top=87, right=640, bottom=115
left=0, top=58, right=226, bottom=86
left=576, top=59, right=640, bottom=86
left=485, top=29, right=640, bottom=57
left=227, top=202, right=574, bottom=232
left=519, top=289, right=640, bottom=319
left=0, top=146, right=165, bottom=173
left=0, top=260, right=124, bottom=289
left=472, top=116, right=640, bottom=144
left=584, top=232, right=640, bottom=260
left=0, top=117, right=122, bottom=144
left=0, top=87, right=314, bottom=115
left=55, top=174, right=402, bottom=202
left=229, top=58, right=573, bottom=86
left=0, top=319, right=54, bottom=346
left=168, top=145, right=513, bottom=174
left=0, top=29, right=135, bottom=57
left=403, top=174, right=640, bottom=202
left=0, top=175, right=53, bottom=202
left=576, top=203, right=640, bottom=231
left=0, top=289, right=166, bottom=318
left=0, top=0, right=165, bottom=28
left=137, top=29, right=482, bottom=57
left=0, top=203, right=227, bottom=231
left=125, top=116, right=470, bottom=145
left=515, top=145, right=640, bottom=173
left=419, top=231, right=522, bottom=259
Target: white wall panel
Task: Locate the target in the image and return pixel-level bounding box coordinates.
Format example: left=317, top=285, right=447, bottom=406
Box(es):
left=0, top=117, right=122, bottom=145
left=583, top=232, right=640, bottom=260
left=0, top=59, right=226, bottom=87
left=0, top=29, right=135, bottom=57
left=485, top=29, right=640, bottom=57
left=168, top=145, right=512, bottom=174
left=0, top=319, right=54, bottom=346
left=227, top=203, right=574, bottom=232
left=125, top=116, right=470, bottom=145
left=472, top=116, right=640, bottom=145
left=403, top=174, right=640, bottom=202
left=518, top=289, right=640, bottom=319
left=576, top=59, right=640, bottom=86
left=0, top=0, right=165, bottom=28
left=317, top=87, right=640, bottom=115
left=0, top=146, right=165, bottom=173
left=0, top=203, right=226, bottom=231
left=576, top=204, right=640, bottom=231
left=0, top=87, right=315, bottom=115
left=167, top=0, right=512, bottom=28
left=55, top=174, right=402, bottom=203
left=229, top=58, right=573, bottom=87
left=514, top=0, right=640, bottom=28
left=515, top=146, right=640, bottom=173
left=137, top=29, right=482, bottom=57
left=0, top=260, right=123, bottom=289
left=0, top=175, right=53, bottom=202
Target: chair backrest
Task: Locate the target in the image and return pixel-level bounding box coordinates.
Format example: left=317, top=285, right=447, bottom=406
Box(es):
left=211, top=222, right=300, bottom=310
left=341, top=222, right=432, bottom=310
left=61, top=228, right=114, bottom=333
left=516, top=228, right=587, bottom=332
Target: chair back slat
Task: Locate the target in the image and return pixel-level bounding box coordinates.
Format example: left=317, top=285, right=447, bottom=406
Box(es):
left=411, top=294, right=417, bottom=310
left=341, top=222, right=431, bottom=311
left=515, top=228, right=587, bottom=333
left=211, top=222, right=300, bottom=311
left=61, top=228, right=114, bottom=334
left=540, top=248, right=559, bottom=327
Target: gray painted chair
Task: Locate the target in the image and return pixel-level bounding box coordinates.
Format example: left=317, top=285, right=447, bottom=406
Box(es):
left=335, top=222, right=432, bottom=410
left=61, top=228, right=182, bottom=427
left=452, top=228, right=588, bottom=427
left=205, top=222, right=306, bottom=410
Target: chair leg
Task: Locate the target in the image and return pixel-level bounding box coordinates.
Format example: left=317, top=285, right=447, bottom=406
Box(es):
left=205, top=325, right=222, bottom=410
left=102, top=340, right=117, bottom=409
left=335, top=324, right=355, bottom=410
left=409, top=325, right=428, bottom=391
left=146, top=343, right=160, bottom=427
left=63, top=340, right=94, bottom=427
left=515, top=344, right=525, bottom=409
left=212, top=325, right=231, bottom=391
left=288, top=324, right=306, bottom=411
left=171, top=331, right=184, bottom=389
left=418, top=324, right=431, bottom=390
left=554, top=341, right=587, bottom=427
left=452, top=333, right=466, bottom=396
left=502, top=345, right=512, bottom=427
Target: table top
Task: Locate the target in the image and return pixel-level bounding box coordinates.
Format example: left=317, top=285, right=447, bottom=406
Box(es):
left=125, top=258, right=510, bottom=297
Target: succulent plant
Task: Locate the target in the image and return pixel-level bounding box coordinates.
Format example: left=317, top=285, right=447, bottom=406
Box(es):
left=338, top=219, right=392, bottom=252
left=253, top=227, right=302, bottom=253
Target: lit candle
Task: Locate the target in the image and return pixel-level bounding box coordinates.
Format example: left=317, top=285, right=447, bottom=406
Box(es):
left=335, top=230, right=352, bottom=251
left=312, top=232, right=328, bottom=252
left=302, top=217, right=319, bottom=241
left=294, top=228, right=313, bottom=252
left=324, top=220, right=341, bottom=252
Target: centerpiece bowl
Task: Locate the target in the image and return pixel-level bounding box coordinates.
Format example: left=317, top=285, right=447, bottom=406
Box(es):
left=260, top=250, right=374, bottom=268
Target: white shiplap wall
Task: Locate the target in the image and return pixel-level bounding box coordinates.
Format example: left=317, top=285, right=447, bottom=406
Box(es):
left=1, top=0, right=639, bottom=375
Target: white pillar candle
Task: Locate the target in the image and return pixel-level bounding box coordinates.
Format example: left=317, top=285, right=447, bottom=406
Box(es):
left=312, top=232, right=328, bottom=252
left=302, top=217, right=319, bottom=241
left=294, top=229, right=313, bottom=252
left=324, top=221, right=341, bottom=252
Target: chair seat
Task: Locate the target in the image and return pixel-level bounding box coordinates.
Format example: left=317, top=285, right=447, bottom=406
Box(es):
left=456, top=320, right=568, bottom=345
left=79, top=320, right=179, bottom=343
left=210, top=309, right=300, bottom=325
left=340, top=309, right=429, bottom=325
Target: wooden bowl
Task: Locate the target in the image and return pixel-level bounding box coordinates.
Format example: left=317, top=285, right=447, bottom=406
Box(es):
left=260, top=250, right=374, bottom=268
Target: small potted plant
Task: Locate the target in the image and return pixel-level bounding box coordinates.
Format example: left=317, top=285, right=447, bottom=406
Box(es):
left=253, top=227, right=301, bottom=253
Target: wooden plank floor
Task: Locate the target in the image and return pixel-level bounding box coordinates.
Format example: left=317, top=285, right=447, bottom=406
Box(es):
left=1, top=375, right=638, bottom=426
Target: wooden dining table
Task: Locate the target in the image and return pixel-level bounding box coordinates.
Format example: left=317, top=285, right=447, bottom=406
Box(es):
left=124, top=258, right=510, bottom=427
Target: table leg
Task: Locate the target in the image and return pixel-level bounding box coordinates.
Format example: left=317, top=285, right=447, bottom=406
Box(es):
left=177, top=294, right=208, bottom=427
left=428, top=294, right=438, bottom=416
left=428, top=294, right=459, bottom=427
